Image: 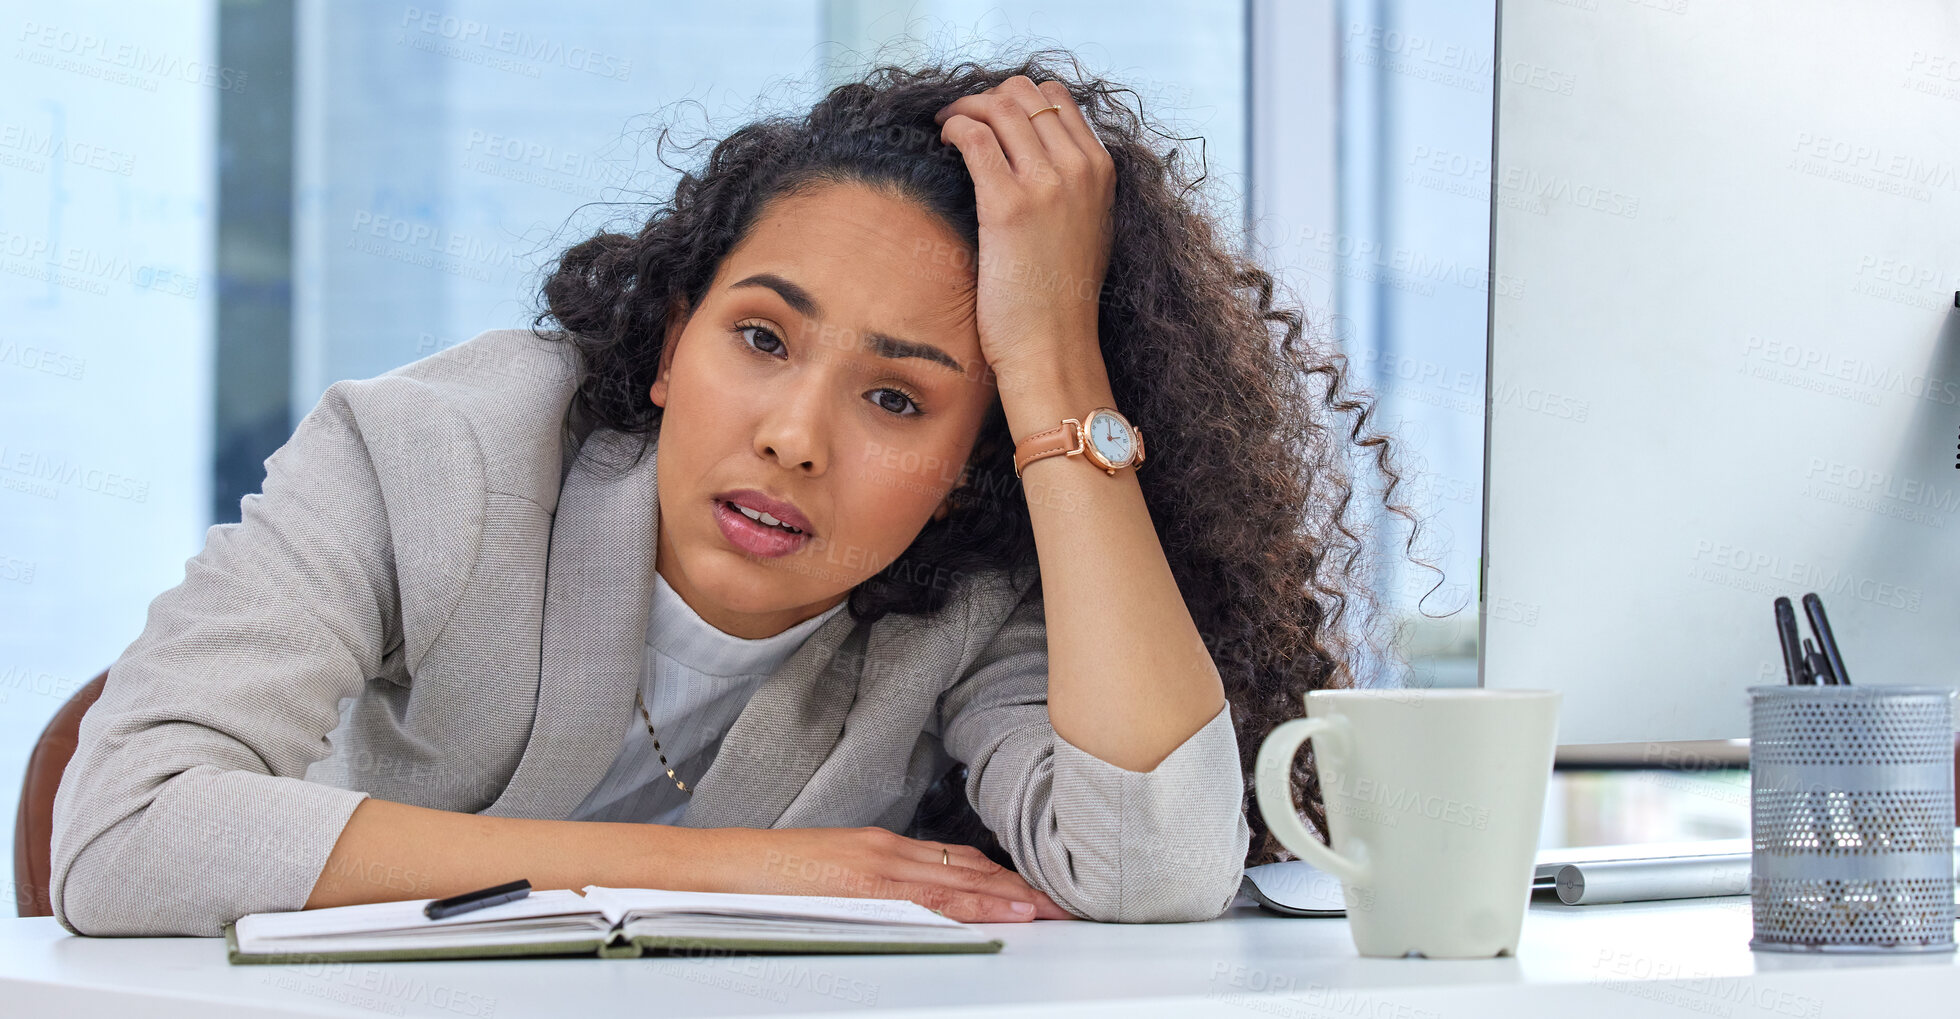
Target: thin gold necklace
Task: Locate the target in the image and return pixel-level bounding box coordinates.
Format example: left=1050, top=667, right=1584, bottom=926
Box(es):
left=636, top=686, right=689, bottom=794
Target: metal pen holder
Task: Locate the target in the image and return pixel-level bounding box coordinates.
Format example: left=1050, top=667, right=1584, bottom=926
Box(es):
left=1749, top=685, right=1956, bottom=953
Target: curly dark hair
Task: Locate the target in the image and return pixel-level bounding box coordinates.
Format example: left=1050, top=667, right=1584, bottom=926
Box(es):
left=529, top=49, right=1437, bottom=869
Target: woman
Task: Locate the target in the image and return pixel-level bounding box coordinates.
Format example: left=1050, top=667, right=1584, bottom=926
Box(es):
left=48, top=52, right=1424, bottom=937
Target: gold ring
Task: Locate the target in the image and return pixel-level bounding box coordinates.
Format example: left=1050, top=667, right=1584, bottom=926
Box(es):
left=941, top=848, right=950, bottom=865
left=1028, top=105, right=1063, bottom=122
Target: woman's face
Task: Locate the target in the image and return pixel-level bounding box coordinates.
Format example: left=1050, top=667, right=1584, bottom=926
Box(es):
left=649, top=181, right=995, bottom=639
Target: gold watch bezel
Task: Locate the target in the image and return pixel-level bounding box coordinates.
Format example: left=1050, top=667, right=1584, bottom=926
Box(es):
left=1078, top=407, right=1144, bottom=475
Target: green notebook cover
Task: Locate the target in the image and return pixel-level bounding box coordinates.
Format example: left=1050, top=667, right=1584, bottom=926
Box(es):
left=223, top=921, right=1003, bottom=964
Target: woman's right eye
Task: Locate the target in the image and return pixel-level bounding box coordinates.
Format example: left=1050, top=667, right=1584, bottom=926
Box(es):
left=736, top=323, right=786, bottom=357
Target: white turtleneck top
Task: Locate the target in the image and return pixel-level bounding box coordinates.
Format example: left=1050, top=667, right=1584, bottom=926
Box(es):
left=566, top=569, right=850, bottom=825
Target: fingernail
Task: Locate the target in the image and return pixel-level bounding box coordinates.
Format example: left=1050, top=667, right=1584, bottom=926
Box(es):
left=1011, top=901, right=1034, bottom=914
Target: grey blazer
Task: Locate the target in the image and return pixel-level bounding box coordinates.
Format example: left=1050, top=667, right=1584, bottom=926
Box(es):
left=48, top=327, right=1251, bottom=937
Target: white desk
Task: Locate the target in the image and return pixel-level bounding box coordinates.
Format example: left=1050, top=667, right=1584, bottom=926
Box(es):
left=4, top=891, right=1955, bottom=1017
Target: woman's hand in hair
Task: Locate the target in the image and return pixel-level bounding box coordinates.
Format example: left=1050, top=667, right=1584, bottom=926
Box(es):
left=934, top=75, right=1116, bottom=389
left=704, top=825, right=1077, bottom=922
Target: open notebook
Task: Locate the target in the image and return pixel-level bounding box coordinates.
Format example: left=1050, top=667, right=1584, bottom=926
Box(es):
left=224, top=886, right=1003, bottom=964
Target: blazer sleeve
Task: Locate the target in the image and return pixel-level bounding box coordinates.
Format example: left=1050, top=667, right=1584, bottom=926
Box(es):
left=937, top=583, right=1252, bottom=923
left=47, top=379, right=411, bottom=937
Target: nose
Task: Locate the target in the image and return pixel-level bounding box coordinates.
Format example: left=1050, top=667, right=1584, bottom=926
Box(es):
left=754, top=371, right=827, bottom=474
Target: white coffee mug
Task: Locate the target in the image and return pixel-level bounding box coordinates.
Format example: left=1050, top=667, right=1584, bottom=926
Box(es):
left=1253, top=689, right=1561, bottom=958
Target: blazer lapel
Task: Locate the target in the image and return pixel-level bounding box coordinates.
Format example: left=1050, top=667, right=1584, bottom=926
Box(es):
left=481, top=426, right=659, bottom=819
left=677, top=606, right=862, bottom=829
left=480, top=419, right=870, bottom=828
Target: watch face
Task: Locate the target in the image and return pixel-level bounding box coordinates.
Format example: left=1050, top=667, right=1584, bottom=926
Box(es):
left=1085, top=410, right=1136, bottom=466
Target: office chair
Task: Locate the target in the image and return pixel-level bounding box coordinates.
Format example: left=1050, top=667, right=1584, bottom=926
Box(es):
left=12, top=669, right=108, bottom=918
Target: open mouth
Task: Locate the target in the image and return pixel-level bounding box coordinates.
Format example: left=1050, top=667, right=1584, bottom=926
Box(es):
left=712, top=498, right=812, bottom=558
left=725, top=499, right=804, bottom=534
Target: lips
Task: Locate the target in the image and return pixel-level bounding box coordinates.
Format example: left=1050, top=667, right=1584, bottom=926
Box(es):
left=713, top=489, right=814, bottom=534
left=710, top=488, right=816, bottom=559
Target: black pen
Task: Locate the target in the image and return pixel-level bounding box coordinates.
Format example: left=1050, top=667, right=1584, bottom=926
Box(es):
left=424, top=878, right=531, bottom=920
left=1801, top=593, right=1850, bottom=686
left=1801, top=638, right=1827, bottom=685
left=1773, top=597, right=1804, bottom=685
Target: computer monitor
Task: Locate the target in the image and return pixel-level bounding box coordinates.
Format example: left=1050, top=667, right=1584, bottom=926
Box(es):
left=1480, top=0, right=1960, bottom=743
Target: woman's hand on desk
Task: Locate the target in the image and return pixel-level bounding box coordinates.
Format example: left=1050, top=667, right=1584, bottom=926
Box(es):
left=705, top=826, right=1074, bottom=922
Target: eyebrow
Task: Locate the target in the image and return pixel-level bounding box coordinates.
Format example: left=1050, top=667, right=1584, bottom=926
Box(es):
left=729, top=272, right=967, bottom=376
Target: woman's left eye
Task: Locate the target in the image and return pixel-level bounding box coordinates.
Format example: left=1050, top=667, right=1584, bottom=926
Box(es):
left=868, top=387, right=922, bottom=417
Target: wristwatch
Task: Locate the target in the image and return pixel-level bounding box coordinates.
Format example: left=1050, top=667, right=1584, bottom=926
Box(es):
left=1013, top=406, right=1146, bottom=478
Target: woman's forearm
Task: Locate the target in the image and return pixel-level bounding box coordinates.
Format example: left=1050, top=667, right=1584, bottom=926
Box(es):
left=305, top=797, right=720, bottom=908
left=305, top=803, right=1063, bottom=922
left=996, top=344, right=1229, bottom=774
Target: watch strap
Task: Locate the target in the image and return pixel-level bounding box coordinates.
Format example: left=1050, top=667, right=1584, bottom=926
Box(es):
left=1013, top=419, right=1082, bottom=478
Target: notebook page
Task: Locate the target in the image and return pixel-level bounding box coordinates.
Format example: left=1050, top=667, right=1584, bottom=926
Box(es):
left=236, top=888, right=604, bottom=947
left=621, top=917, right=993, bottom=944
left=579, top=887, right=966, bottom=928
left=241, top=921, right=620, bottom=956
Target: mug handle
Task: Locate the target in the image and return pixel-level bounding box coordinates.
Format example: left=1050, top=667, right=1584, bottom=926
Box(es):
left=1254, top=716, right=1369, bottom=885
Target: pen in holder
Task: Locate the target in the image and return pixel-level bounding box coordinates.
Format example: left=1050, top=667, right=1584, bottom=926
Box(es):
left=1748, top=684, right=1956, bottom=953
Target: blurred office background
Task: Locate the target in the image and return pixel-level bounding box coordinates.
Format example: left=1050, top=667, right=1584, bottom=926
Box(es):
left=4, top=1, right=1728, bottom=906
